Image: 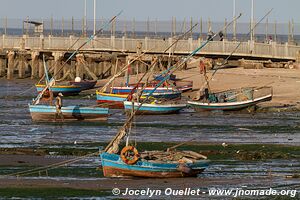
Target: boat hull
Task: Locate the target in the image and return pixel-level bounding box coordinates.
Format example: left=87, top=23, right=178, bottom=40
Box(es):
left=100, top=152, right=208, bottom=178
left=96, top=92, right=128, bottom=109
left=69, top=80, right=97, bottom=90
left=124, top=101, right=186, bottom=115
left=96, top=91, right=182, bottom=109
left=29, top=104, right=109, bottom=122
left=188, top=94, right=272, bottom=111
left=111, top=86, right=176, bottom=94
left=36, top=84, right=81, bottom=96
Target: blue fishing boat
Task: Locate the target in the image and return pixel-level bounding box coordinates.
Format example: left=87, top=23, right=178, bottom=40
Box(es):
left=111, top=86, right=177, bottom=94
left=101, top=151, right=209, bottom=178
left=96, top=91, right=181, bottom=109
left=36, top=84, right=81, bottom=96
left=124, top=101, right=186, bottom=115
left=29, top=104, right=109, bottom=122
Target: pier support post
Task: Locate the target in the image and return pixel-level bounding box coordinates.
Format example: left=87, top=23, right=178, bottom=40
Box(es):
left=75, top=54, right=84, bottom=79
left=85, top=57, right=98, bottom=80
left=97, top=62, right=104, bottom=78
left=31, top=51, right=39, bottom=79
left=18, top=55, right=26, bottom=79
left=7, top=51, right=15, bottom=79
left=103, top=61, right=112, bottom=78
left=38, top=58, right=44, bottom=78
left=52, top=52, right=64, bottom=79
left=0, top=58, right=6, bottom=77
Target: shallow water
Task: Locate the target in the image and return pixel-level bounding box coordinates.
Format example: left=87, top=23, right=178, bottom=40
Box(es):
left=0, top=79, right=299, bottom=148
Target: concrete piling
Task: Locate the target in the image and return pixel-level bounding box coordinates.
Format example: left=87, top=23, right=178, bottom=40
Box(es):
left=31, top=51, right=39, bottom=79
left=18, top=56, right=26, bottom=78
left=38, top=59, right=44, bottom=78
left=75, top=54, right=84, bottom=79
left=0, top=58, right=6, bottom=77
left=52, top=52, right=64, bottom=80
left=7, top=51, right=15, bottom=80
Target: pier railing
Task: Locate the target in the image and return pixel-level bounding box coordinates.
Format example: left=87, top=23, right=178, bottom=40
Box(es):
left=0, top=35, right=299, bottom=60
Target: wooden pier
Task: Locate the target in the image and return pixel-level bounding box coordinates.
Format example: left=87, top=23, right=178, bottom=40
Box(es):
left=0, top=35, right=300, bottom=79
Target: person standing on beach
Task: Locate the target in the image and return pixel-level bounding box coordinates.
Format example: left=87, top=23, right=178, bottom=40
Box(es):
left=55, top=93, right=64, bottom=122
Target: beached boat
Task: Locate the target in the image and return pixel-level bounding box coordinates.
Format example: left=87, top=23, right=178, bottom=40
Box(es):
left=96, top=90, right=182, bottom=109
left=129, top=80, right=193, bottom=93
left=96, top=92, right=129, bottom=109
left=101, top=151, right=209, bottom=178
left=123, top=101, right=186, bottom=115
left=111, top=86, right=177, bottom=94
left=29, top=104, right=109, bottom=122
left=69, top=80, right=97, bottom=91
left=35, top=84, right=81, bottom=96
left=188, top=87, right=273, bottom=111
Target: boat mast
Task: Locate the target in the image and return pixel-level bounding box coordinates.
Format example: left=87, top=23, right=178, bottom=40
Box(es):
left=105, top=15, right=242, bottom=154
left=32, top=11, right=123, bottom=105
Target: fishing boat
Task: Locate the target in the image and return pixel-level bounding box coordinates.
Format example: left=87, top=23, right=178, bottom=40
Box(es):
left=123, top=101, right=186, bottom=115
left=111, top=86, right=177, bottom=94
left=98, top=14, right=248, bottom=178
left=35, top=84, right=81, bottom=96
left=188, top=87, right=273, bottom=111
left=101, top=150, right=208, bottom=178
left=96, top=90, right=181, bottom=109
left=96, top=92, right=129, bottom=109
left=29, top=104, right=109, bottom=122
left=69, top=80, right=97, bottom=91
left=126, top=80, right=193, bottom=93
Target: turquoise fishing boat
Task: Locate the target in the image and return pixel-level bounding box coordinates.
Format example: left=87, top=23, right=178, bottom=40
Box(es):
left=96, top=90, right=181, bottom=109
left=101, top=151, right=209, bottom=178
left=123, top=101, right=186, bottom=115
left=29, top=104, right=109, bottom=122
left=111, top=86, right=177, bottom=94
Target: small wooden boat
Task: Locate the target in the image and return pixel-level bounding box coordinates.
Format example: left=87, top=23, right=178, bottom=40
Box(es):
left=69, top=80, right=97, bottom=91
left=111, top=86, right=177, bottom=95
left=96, top=92, right=129, bottom=109
left=124, top=101, right=186, bottom=115
left=96, top=90, right=182, bottom=109
left=29, top=104, right=109, bottom=122
left=188, top=87, right=273, bottom=111
left=101, top=151, right=209, bottom=178
left=35, top=84, right=81, bottom=96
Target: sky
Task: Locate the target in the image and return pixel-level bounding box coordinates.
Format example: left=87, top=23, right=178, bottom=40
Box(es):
left=0, top=0, right=299, bottom=23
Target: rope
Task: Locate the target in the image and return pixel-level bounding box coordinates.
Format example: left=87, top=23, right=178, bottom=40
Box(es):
left=3, top=151, right=100, bottom=177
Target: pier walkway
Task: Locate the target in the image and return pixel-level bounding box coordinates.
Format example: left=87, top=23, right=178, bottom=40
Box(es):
left=1, top=35, right=299, bottom=61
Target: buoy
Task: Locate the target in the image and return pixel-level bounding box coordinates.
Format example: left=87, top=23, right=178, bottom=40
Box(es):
left=75, top=77, right=81, bottom=82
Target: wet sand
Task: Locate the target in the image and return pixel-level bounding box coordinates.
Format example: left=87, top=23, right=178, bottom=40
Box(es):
left=0, top=176, right=294, bottom=191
